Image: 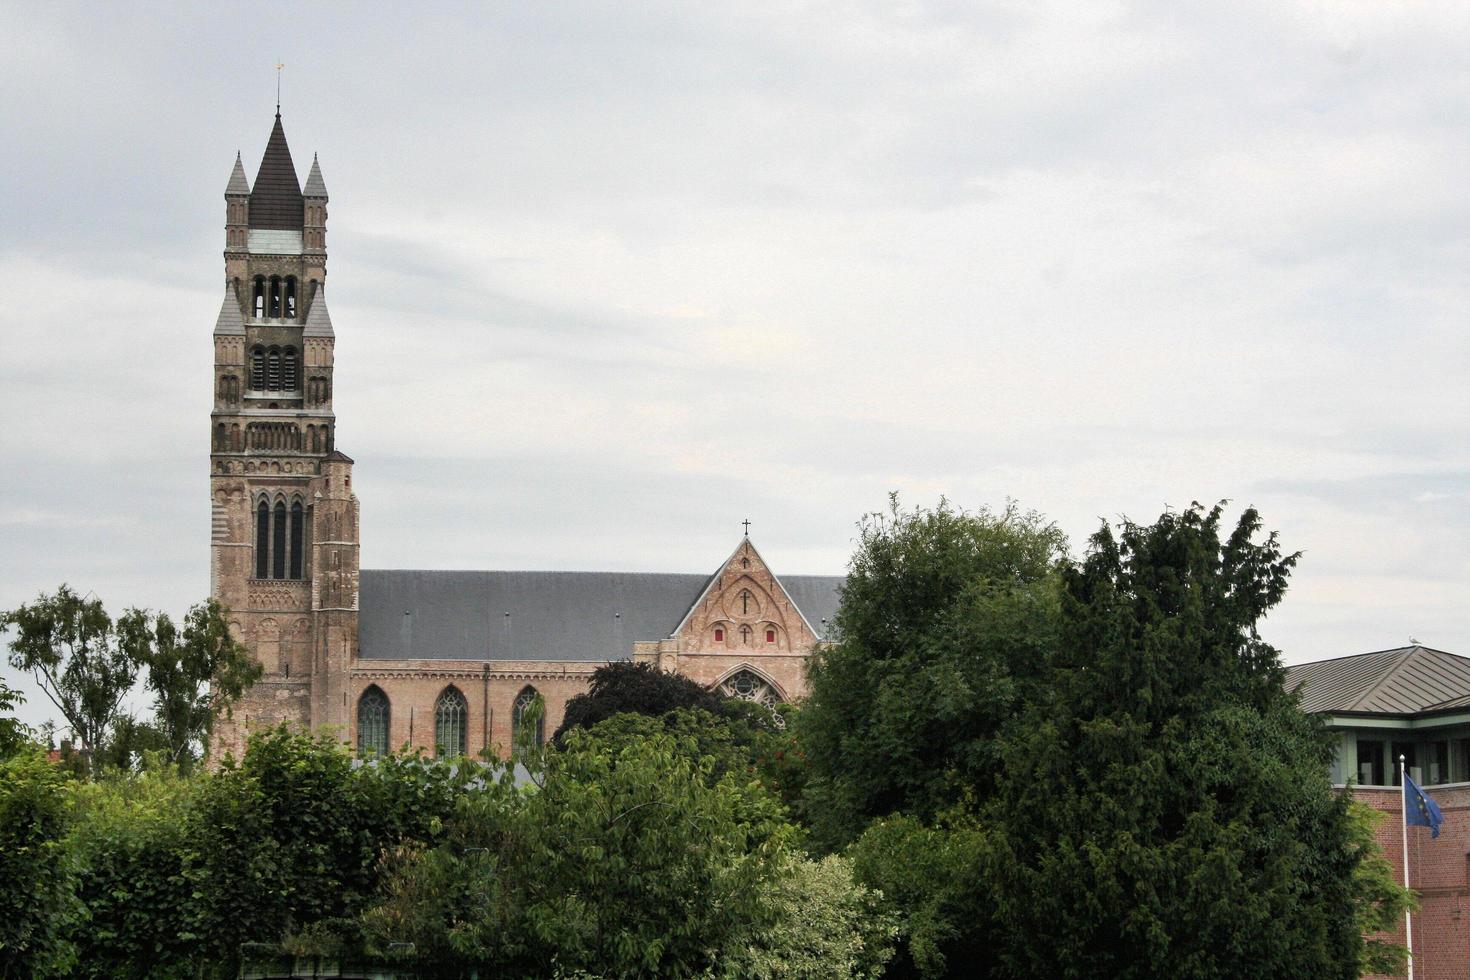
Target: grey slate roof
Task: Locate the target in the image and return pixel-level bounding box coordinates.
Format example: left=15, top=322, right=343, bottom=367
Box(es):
left=250, top=114, right=305, bottom=230
left=213, top=290, right=244, bottom=335
left=304, top=154, right=328, bottom=199
left=1285, top=646, right=1470, bottom=715
left=303, top=291, right=334, bottom=337
left=226, top=152, right=250, bottom=195
left=359, top=569, right=844, bottom=662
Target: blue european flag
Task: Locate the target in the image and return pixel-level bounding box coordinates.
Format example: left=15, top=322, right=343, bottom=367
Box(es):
left=1405, top=774, right=1444, bottom=839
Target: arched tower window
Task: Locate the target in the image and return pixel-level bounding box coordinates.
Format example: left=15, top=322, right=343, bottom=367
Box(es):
left=252, top=277, right=265, bottom=318
left=266, top=348, right=281, bottom=390
left=268, top=276, right=282, bottom=318
left=512, top=686, right=544, bottom=753
left=284, top=277, right=297, bottom=318
left=272, top=501, right=287, bottom=579
left=255, top=499, right=269, bottom=578
left=283, top=347, right=299, bottom=391
left=289, top=501, right=305, bottom=579
left=357, top=686, right=390, bottom=757
left=434, top=687, right=468, bottom=758
left=250, top=346, right=266, bottom=390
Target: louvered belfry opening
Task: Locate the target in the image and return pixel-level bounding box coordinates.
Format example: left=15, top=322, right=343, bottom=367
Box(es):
left=249, top=114, right=305, bottom=230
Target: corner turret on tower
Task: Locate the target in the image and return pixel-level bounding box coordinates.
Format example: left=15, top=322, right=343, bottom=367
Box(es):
left=303, top=154, right=328, bottom=256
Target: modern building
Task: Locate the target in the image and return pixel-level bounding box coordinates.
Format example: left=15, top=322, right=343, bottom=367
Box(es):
left=209, top=114, right=842, bottom=762
left=1287, top=645, right=1470, bottom=980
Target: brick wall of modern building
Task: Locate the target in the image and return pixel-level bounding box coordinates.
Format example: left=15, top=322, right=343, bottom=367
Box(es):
left=1357, top=784, right=1470, bottom=980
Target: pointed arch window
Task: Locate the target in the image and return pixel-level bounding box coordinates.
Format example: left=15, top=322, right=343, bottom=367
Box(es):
left=271, top=501, right=288, bottom=579
left=719, top=669, right=783, bottom=712
left=512, top=686, right=544, bottom=754
left=289, top=502, right=305, bottom=579
left=357, top=686, right=390, bottom=757
left=435, top=687, right=468, bottom=758
left=255, top=499, right=270, bottom=578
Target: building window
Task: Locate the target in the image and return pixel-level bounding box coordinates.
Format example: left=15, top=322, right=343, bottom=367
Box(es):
left=766, top=628, right=776, bottom=643
left=1392, top=741, right=1417, bottom=786
left=271, top=501, right=287, bottom=579
left=255, top=500, right=270, bottom=578
left=253, top=276, right=266, bottom=318
left=434, top=687, right=468, bottom=758
left=1426, top=740, right=1450, bottom=785
left=357, top=686, right=390, bottom=757
left=1356, top=739, right=1385, bottom=786
left=1457, top=739, right=1470, bottom=783
left=289, top=502, right=305, bottom=579
left=718, top=670, right=783, bottom=721
left=713, top=628, right=724, bottom=642
left=251, top=346, right=266, bottom=389
left=513, top=686, right=544, bottom=754
left=283, top=347, right=299, bottom=390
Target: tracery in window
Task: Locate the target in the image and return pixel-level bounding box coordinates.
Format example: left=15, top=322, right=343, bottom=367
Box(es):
left=357, top=686, right=390, bottom=757
left=719, top=670, right=784, bottom=723
left=513, top=686, right=544, bottom=755
left=435, top=686, right=468, bottom=758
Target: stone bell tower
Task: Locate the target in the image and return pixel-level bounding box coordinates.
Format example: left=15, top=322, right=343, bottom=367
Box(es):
left=209, top=112, right=358, bottom=759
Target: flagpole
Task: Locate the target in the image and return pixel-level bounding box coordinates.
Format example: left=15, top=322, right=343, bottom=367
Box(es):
left=1401, top=753, right=1414, bottom=980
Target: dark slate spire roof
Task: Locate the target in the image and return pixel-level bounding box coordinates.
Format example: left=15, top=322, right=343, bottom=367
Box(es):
left=225, top=152, right=250, bottom=196
left=249, top=114, right=304, bottom=230
left=303, top=154, right=328, bottom=199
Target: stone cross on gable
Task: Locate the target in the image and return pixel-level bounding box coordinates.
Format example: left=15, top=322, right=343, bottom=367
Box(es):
left=742, top=518, right=751, bottom=537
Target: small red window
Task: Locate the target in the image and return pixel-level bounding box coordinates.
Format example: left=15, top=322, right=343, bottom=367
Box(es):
left=714, top=628, right=724, bottom=642
left=766, top=629, right=776, bottom=643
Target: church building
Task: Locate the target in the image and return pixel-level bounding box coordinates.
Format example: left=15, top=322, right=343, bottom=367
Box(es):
left=209, top=114, right=842, bottom=761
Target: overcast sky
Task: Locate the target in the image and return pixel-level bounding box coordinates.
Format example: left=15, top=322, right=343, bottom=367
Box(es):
left=3, top=2, right=1468, bottom=729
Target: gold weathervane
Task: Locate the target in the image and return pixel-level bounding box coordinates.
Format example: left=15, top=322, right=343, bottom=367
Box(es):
left=275, top=62, right=285, bottom=114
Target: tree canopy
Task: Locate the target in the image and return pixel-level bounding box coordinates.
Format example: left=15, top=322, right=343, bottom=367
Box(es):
left=800, top=499, right=1410, bottom=978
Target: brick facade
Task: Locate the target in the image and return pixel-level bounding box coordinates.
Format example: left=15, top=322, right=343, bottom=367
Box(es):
left=210, top=117, right=830, bottom=764
left=1356, top=784, right=1470, bottom=980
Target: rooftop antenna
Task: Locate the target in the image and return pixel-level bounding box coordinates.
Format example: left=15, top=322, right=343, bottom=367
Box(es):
left=275, top=61, right=285, bottom=115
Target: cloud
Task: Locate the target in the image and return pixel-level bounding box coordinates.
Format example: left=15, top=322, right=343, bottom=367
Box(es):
left=3, top=1, right=1470, bottom=725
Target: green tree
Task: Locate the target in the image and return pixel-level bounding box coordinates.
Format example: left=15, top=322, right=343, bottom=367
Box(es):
left=185, top=726, right=469, bottom=972
left=0, top=750, right=81, bottom=977
left=1, top=585, right=140, bottom=769
left=365, top=727, right=796, bottom=977
left=124, top=599, right=260, bottom=769
left=799, top=497, right=1067, bottom=849
left=982, top=503, right=1403, bottom=978
left=0, top=676, right=30, bottom=758
left=554, top=660, right=726, bottom=741
left=65, top=765, right=198, bottom=979
left=718, top=852, right=898, bottom=980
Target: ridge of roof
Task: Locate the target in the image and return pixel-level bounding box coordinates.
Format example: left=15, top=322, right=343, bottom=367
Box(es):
left=1349, top=647, right=1420, bottom=711
left=303, top=153, right=328, bottom=198
left=225, top=151, right=250, bottom=196
left=249, top=114, right=304, bottom=230
left=1286, top=644, right=1457, bottom=670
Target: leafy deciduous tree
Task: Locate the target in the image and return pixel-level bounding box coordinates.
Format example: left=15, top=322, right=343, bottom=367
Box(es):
left=1, top=585, right=140, bottom=768
left=124, top=598, right=260, bottom=768
left=800, top=496, right=1067, bottom=849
